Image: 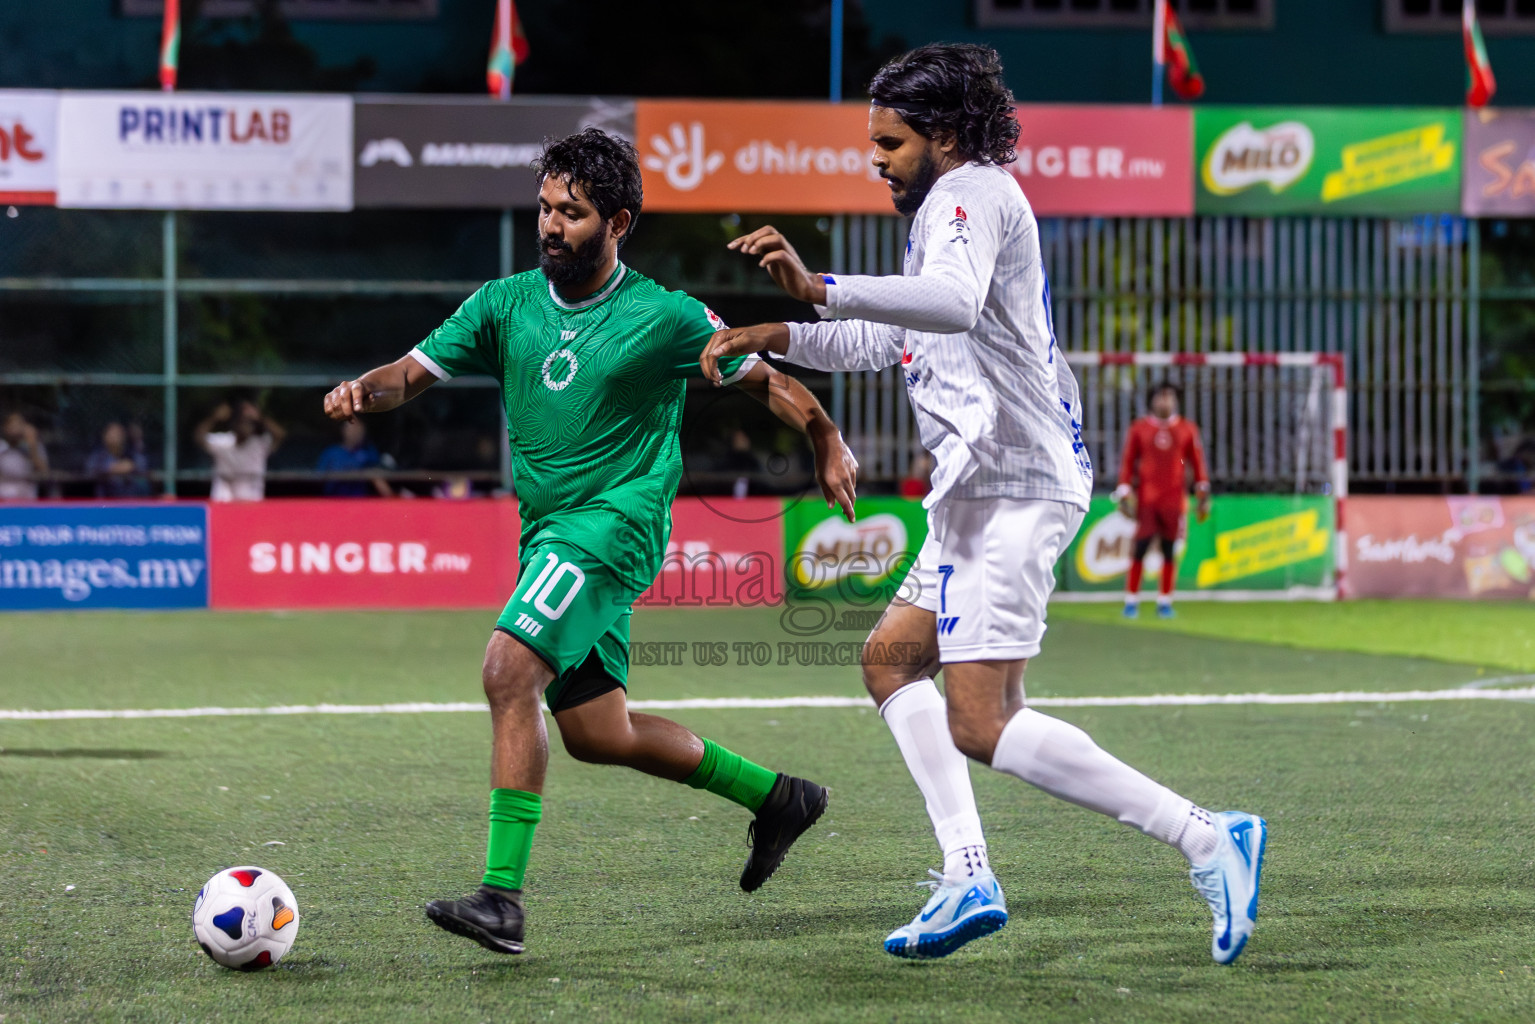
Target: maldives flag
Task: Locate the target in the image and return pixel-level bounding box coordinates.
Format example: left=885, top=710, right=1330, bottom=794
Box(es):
left=487, top=0, right=531, bottom=99
left=1154, top=0, right=1204, bottom=101
left=159, top=0, right=181, bottom=92
left=1464, top=0, right=1496, bottom=108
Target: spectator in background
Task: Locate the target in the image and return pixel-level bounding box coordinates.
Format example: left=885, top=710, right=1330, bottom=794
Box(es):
left=85, top=421, right=151, bottom=499
left=317, top=420, right=392, bottom=497
left=0, top=411, right=48, bottom=500
left=719, top=427, right=761, bottom=499
left=194, top=399, right=285, bottom=502
left=899, top=450, right=933, bottom=500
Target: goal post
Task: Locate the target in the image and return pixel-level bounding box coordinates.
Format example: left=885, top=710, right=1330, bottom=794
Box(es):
left=1064, top=351, right=1348, bottom=601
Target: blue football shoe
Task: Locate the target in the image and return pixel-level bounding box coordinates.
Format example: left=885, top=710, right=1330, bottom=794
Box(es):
left=1122, top=601, right=1139, bottom=619
left=1156, top=600, right=1176, bottom=619
left=1189, top=811, right=1267, bottom=965
left=883, top=870, right=1008, bottom=960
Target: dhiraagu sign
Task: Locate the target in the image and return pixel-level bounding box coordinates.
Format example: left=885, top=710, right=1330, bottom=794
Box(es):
left=1196, top=107, right=1461, bottom=215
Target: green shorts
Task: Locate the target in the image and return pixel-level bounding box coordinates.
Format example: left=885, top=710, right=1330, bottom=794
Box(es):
left=495, top=538, right=643, bottom=713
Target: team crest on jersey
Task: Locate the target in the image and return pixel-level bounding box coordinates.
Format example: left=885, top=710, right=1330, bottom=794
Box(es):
left=542, top=348, right=579, bottom=391
left=1154, top=429, right=1173, bottom=450
left=704, top=307, right=727, bottom=331
left=948, top=206, right=970, bottom=245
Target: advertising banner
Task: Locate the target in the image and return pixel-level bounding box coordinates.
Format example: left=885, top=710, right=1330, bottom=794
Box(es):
left=209, top=499, right=519, bottom=610
left=56, top=91, right=352, bottom=210
left=1462, top=108, right=1535, bottom=217
left=639, top=497, right=785, bottom=608
left=1348, top=496, right=1535, bottom=599
left=0, top=90, right=59, bottom=205
left=780, top=496, right=928, bottom=601
left=1011, top=105, right=1193, bottom=216
left=354, top=97, right=634, bottom=208
left=637, top=100, right=889, bottom=214
left=1061, top=495, right=1334, bottom=593
left=0, top=504, right=208, bottom=610
left=1195, top=107, right=1462, bottom=215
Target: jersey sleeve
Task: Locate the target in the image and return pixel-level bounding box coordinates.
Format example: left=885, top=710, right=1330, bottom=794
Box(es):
left=1118, top=423, right=1142, bottom=489
left=785, top=318, right=906, bottom=372
left=663, top=294, right=759, bottom=383
left=412, top=283, right=502, bottom=380
left=819, top=182, right=1005, bottom=334
left=1185, top=422, right=1211, bottom=490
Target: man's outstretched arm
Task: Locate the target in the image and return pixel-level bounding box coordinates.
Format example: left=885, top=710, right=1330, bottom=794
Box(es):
left=729, top=211, right=1002, bottom=335
left=732, top=359, right=859, bottom=522
left=323, top=353, right=440, bottom=422
left=700, top=319, right=905, bottom=380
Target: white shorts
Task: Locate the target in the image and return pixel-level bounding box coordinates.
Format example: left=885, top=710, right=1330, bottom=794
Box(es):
left=898, top=497, right=1085, bottom=663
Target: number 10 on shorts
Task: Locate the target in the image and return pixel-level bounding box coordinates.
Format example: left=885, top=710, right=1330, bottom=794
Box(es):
left=520, top=551, right=586, bottom=620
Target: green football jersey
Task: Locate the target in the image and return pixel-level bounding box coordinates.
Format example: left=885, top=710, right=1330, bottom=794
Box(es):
left=413, top=263, right=755, bottom=588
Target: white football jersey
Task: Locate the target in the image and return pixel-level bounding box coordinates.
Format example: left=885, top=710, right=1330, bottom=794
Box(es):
left=785, top=161, right=1093, bottom=510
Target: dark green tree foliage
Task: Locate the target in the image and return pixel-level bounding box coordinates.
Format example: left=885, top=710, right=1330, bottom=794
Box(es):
left=149, top=0, right=374, bottom=92
left=422, top=0, right=903, bottom=99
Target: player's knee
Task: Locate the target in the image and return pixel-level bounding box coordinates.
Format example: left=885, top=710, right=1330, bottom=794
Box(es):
left=860, top=656, right=903, bottom=702
left=481, top=651, right=537, bottom=708
left=554, top=715, right=634, bottom=766
left=946, top=707, right=1004, bottom=764
left=559, top=729, right=614, bottom=765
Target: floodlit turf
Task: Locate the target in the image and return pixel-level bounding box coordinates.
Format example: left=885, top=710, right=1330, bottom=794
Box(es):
left=2, top=604, right=1534, bottom=1023
left=1054, top=598, right=1535, bottom=675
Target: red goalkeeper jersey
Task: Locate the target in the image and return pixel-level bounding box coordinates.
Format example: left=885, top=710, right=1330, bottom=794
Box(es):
left=1118, top=415, right=1208, bottom=508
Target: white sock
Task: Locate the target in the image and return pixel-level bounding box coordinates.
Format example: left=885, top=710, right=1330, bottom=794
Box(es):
left=879, top=679, right=991, bottom=883
left=990, top=708, right=1220, bottom=864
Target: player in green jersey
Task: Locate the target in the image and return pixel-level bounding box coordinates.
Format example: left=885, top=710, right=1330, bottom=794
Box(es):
left=322, top=129, right=856, bottom=956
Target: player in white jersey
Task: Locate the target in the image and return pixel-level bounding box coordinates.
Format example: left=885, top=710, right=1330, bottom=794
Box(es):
left=702, top=44, right=1265, bottom=964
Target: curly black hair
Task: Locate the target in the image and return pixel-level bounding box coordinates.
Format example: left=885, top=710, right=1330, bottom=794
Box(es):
left=533, top=127, right=644, bottom=246
left=1149, top=380, right=1183, bottom=406
left=868, top=43, right=1020, bottom=166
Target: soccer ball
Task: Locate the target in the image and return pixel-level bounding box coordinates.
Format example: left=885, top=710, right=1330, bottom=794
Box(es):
left=191, top=866, right=300, bottom=971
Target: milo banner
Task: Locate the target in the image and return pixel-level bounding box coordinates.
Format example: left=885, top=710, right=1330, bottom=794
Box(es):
left=1061, top=495, right=1335, bottom=594
left=781, top=496, right=928, bottom=602
left=1195, top=107, right=1461, bottom=216
left=1348, top=496, right=1535, bottom=599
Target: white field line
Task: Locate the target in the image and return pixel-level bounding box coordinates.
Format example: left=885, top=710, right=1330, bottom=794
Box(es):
left=3, top=686, right=1535, bottom=721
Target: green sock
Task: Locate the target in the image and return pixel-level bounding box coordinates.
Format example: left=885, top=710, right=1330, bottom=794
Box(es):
left=682, top=738, right=779, bottom=813
left=482, top=788, right=541, bottom=891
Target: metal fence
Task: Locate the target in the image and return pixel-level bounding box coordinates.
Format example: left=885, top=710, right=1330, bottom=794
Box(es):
left=828, top=213, right=1483, bottom=491
left=0, top=208, right=1492, bottom=495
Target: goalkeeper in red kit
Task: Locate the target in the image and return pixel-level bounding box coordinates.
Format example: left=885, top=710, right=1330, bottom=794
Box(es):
left=1113, top=382, right=1210, bottom=619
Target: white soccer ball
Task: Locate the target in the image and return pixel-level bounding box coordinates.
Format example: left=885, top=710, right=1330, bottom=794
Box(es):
left=191, top=866, right=300, bottom=971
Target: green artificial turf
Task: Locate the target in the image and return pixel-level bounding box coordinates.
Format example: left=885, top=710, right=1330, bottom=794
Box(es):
left=1053, top=598, right=1535, bottom=676
left=1, top=605, right=1532, bottom=1023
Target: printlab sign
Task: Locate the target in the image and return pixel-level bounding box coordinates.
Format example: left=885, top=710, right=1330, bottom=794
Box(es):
left=0, top=505, right=209, bottom=610
left=56, top=91, right=353, bottom=210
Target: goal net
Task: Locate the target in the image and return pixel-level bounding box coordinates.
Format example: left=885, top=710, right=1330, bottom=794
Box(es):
left=1063, top=351, right=1348, bottom=601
